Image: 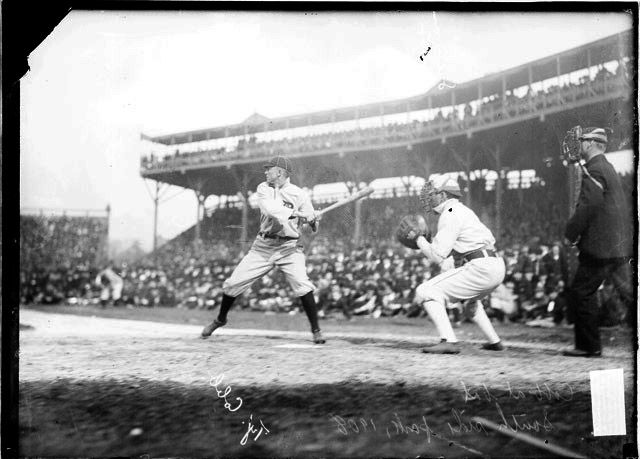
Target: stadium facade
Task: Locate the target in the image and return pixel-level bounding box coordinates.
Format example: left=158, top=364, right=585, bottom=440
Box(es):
left=139, top=30, right=634, bottom=250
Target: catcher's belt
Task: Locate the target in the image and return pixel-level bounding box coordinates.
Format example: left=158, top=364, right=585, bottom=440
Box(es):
left=461, top=248, right=498, bottom=264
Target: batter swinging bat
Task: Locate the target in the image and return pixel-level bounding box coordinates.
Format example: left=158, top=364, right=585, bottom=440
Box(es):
left=316, top=186, right=374, bottom=217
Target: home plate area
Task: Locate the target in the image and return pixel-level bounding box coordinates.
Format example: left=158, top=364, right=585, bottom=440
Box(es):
left=19, top=309, right=636, bottom=458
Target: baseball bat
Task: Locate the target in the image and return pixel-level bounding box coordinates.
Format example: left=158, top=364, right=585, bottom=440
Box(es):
left=316, top=186, right=374, bottom=217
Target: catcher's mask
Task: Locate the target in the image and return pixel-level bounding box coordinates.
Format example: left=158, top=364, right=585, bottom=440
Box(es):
left=420, top=181, right=438, bottom=213
left=420, top=177, right=461, bottom=213
left=562, top=126, right=583, bottom=164
left=562, top=126, right=610, bottom=164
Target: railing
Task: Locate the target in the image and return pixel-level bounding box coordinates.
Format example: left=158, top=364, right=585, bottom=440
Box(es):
left=141, top=74, right=630, bottom=175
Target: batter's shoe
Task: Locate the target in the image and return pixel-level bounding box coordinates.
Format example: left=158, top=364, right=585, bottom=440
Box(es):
left=421, top=340, right=460, bottom=354
left=312, top=330, right=326, bottom=344
left=201, top=319, right=226, bottom=339
left=482, top=341, right=504, bottom=351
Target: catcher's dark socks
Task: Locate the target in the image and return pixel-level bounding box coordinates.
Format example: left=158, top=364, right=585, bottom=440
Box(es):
left=300, top=291, right=321, bottom=332
left=217, top=294, right=236, bottom=323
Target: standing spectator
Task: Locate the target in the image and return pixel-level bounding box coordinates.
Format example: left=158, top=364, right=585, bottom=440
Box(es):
left=96, top=262, right=124, bottom=307
left=540, top=242, right=571, bottom=325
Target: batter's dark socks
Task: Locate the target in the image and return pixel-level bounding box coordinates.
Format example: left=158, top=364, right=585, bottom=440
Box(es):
left=217, top=294, right=236, bottom=323
left=300, top=292, right=321, bottom=332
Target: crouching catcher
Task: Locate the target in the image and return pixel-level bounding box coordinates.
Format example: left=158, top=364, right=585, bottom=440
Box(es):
left=396, top=177, right=506, bottom=354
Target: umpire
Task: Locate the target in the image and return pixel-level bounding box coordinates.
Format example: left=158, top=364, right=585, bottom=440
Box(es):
left=563, top=127, right=634, bottom=357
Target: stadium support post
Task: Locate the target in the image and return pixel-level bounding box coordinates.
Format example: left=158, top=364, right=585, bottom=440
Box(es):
left=400, top=175, right=413, bottom=211
left=143, top=179, right=169, bottom=254
left=102, top=204, right=111, bottom=264
left=354, top=198, right=362, bottom=247
left=407, top=148, right=433, bottom=185
left=229, top=167, right=251, bottom=250
left=239, top=189, right=249, bottom=250
left=449, top=142, right=473, bottom=208
left=186, top=177, right=209, bottom=245
left=483, top=142, right=503, bottom=240
left=343, top=162, right=366, bottom=248
left=153, top=181, right=160, bottom=252
left=194, top=190, right=207, bottom=243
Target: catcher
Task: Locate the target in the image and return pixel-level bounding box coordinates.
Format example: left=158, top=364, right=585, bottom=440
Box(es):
left=396, top=176, right=505, bottom=354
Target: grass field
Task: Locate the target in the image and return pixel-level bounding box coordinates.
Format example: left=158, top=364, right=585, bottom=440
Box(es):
left=19, top=304, right=637, bottom=458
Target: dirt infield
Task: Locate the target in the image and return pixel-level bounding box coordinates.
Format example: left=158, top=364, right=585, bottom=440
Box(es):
left=19, top=306, right=637, bottom=458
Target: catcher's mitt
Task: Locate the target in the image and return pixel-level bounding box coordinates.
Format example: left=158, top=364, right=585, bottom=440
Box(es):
left=395, top=214, right=431, bottom=249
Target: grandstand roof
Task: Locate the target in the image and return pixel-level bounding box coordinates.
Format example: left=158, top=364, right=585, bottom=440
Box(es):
left=143, top=29, right=632, bottom=146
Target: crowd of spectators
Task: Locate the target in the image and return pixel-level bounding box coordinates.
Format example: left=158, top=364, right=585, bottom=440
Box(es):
left=20, top=171, right=634, bottom=329
left=20, top=214, right=108, bottom=305
left=141, top=64, right=628, bottom=172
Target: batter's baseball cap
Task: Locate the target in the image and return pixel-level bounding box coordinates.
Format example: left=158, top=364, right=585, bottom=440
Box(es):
left=264, top=156, right=293, bottom=173
left=580, top=127, right=608, bottom=144
left=432, top=176, right=462, bottom=196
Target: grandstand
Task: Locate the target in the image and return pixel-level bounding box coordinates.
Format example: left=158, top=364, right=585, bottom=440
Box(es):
left=19, top=207, right=110, bottom=304
left=140, top=30, right=634, bottom=250
left=20, top=26, right=637, bottom=314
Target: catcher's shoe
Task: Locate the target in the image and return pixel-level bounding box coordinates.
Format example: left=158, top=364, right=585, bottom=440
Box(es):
left=201, top=319, right=226, bottom=339
left=312, top=330, right=326, bottom=344
left=482, top=341, right=504, bottom=351
left=421, top=340, right=460, bottom=354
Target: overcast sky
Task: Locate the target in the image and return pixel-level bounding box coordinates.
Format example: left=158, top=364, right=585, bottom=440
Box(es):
left=20, top=10, right=633, bottom=251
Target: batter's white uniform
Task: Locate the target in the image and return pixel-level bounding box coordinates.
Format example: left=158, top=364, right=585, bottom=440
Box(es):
left=222, top=178, right=316, bottom=298
left=415, top=198, right=505, bottom=305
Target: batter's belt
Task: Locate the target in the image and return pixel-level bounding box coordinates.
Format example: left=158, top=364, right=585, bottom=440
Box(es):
left=258, top=232, right=299, bottom=242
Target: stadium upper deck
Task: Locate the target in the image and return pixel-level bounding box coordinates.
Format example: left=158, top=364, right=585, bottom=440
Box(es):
left=140, top=30, right=634, bottom=196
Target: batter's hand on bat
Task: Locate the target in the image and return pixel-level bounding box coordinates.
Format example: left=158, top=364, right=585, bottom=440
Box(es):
left=293, top=210, right=320, bottom=222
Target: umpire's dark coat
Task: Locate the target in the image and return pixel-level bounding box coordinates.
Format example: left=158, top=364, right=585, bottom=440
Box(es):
left=564, top=153, right=634, bottom=353
left=565, top=154, right=633, bottom=260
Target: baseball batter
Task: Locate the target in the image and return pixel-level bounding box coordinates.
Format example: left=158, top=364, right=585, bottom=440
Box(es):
left=201, top=156, right=326, bottom=344
left=400, top=176, right=505, bottom=354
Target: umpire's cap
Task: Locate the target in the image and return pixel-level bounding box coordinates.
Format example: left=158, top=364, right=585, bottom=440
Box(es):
left=264, top=156, right=293, bottom=173
left=580, top=127, right=609, bottom=144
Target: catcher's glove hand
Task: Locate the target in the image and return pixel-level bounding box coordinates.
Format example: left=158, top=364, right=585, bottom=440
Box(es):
left=395, top=214, right=431, bottom=249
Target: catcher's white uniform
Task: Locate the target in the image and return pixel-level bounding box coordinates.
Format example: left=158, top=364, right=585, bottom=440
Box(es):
left=416, top=198, right=505, bottom=305
left=415, top=197, right=505, bottom=350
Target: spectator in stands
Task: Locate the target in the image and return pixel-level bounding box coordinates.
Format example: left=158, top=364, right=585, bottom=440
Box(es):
left=96, top=262, right=124, bottom=307
left=540, top=242, right=571, bottom=325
